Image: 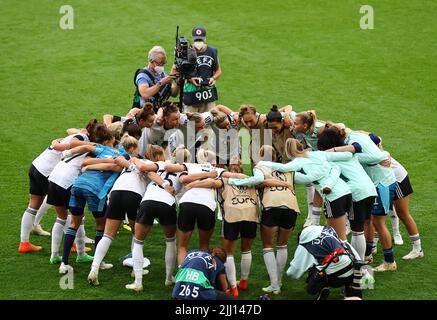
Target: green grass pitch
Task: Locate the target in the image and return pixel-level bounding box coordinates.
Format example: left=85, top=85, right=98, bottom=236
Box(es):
left=0, top=0, right=436, bottom=299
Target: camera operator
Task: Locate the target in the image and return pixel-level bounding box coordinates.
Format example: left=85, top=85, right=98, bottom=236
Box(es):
left=287, top=225, right=364, bottom=300
left=183, top=26, right=222, bottom=113
left=133, top=46, right=180, bottom=111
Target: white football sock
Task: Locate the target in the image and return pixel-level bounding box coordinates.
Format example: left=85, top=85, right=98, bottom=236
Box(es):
left=33, top=196, right=52, bottom=226
left=373, top=231, right=379, bottom=247
left=75, top=218, right=86, bottom=258
left=276, top=245, right=288, bottom=286
left=64, top=214, right=72, bottom=232
left=91, top=235, right=113, bottom=273
left=165, top=236, right=177, bottom=280
left=389, top=209, right=400, bottom=236
left=20, top=207, right=37, bottom=242
left=225, top=256, right=237, bottom=288
left=263, top=248, right=279, bottom=290
left=410, top=234, right=422, bottom=252
left=311, top=207, right=322, bottom=226
left=51, top=218, right=66, bottom=258
left=240, top=251, right=252, bottom=280
left=306, top=184, right=315, bottom=220
left=132, top=238, right=144, bottom=286
left=351, top=231, right=366, bottom=260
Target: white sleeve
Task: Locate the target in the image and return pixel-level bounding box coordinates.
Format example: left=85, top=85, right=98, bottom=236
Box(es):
left=202, top=112, right=213, bottom=126
left=286, top=245, right=318, bottom=279
left=215, top=168, right=225, bottom=177
left=156, top=161, right=165, bottom=171
left=183, top=162, right=194, bottom=173
left=229, top=112, right=238, bottom=128
left=168, top=131, right=184, bottom=154
left=228, top=168, right=264, bottom=186
left=179, top=113, right=188, bottom=125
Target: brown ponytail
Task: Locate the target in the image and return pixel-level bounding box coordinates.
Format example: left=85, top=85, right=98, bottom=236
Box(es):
left=228, top=157, right=244, bottom=173
left=93, top=124, right=113, bottom=144
left=186, top=112, right=204, bottom=124
left=162, top=101, right=179, bottom=118
left=210, top=246, right=227, bottom=264
left=85, top=118, right=100, bottom=142
left=137, top=102, right=155, bottom=122
left=239, top=104, right=257, bottom=118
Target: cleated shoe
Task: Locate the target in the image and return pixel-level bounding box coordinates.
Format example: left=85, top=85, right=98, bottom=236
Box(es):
left=87, top=270, right=99, bottom=286
left=374, top=261, right=397, bottom=272
left=237, top=279, right=248, bottom=290
left=402, top=250, right=424, bottom=260
left=18, top=242, right=42, bottom=253
left=49, top=256, right=62, bottom=264
left=99, top=261, right=114, bottom=270
left=165, top=276, right=175, bottom=286
left=70, top=243, right=92, bottom=253
left=125, top=283, right=143, bottom=292
left=76, top=253, right=94, bottom=264
left=31, top=224, right=51, bottom=236
left=262, top=285, right=280, bottom=295
left=59, top=262, right=73, bottom=275
left=393, top=233, right=404, bottom=246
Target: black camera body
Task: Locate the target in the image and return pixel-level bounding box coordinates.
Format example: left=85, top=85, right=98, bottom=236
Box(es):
left=306, top=265, right=328, bottom=295
left=198, top=77, right=211, bottom=86
left=174, top=35, right=197, bottom=78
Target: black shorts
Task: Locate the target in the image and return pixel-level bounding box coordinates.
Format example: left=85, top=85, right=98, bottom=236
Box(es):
left=394, top=175, right=413, bottom=200
left=137, top=200, right=177, bottom=226
left=221, top=220, right=257, bottom=241
left=178, top=202, right=215, bottom=232
left=261, top=208, right=297, bottom=229
left=28, top=164, right=49, bottom=196
left=105, top=190, right=142, bottom=221
left=324, top=194, right=352, bottom=219
left=47, top=182, right=71, bottom=208
left=350, top=196, right=375, bottom=222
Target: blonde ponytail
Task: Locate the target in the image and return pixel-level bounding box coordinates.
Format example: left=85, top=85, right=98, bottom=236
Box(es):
left=145, top=144, right=164, bottom=161
left=259, top=145, right=277, bottom=163
left=284, top=138, right=306, bottom=160
left=196, top=148, right=216, bottom=165
left=172, top=145, right=192, bottom=164
left=210, top=109, right=228, bottom=127
left=120, top=133, right=139, bottom=153
left=107, top=122, right=123, bottom=145
left=297, top=110, right=317, bottom=134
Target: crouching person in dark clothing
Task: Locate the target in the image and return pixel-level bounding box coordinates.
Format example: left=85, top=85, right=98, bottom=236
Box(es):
left=172, top=246, right=237, bottom=300
left=287, top=225, right=364, bottom=300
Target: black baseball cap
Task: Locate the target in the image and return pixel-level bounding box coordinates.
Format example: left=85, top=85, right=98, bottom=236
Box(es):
left=192, top=26, right=206, bottom=41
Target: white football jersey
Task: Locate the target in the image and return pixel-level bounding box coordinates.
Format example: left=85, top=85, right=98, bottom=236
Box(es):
left=179, top=162, right=219, bottom=211
left=138, top=114, right=186, bottom=155
left=142, top=161, right=183, bottom=206
left=390, top=157, right=408, bottom=183
left=211, top=115, right=240, bottom=162
left=48, top=152, right=88, bottom=189
left=111, top=159, right=155, bottom=196
left=32, top=133, right=89, bottom=177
